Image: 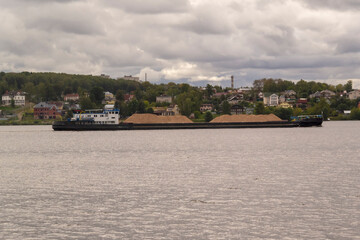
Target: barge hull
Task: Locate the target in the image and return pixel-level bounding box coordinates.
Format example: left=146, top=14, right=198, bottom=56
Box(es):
left=52, top=121, right=299, bottom=131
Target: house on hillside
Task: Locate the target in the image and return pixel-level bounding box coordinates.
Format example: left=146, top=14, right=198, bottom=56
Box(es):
left=200, top=104, right=213, bottom=112
left=48, top=101, right=64, bottom=110
left=2, top=91, right=26, bottom=106
left=348, top=90, right=360, bottom=100
left=279, top=102, right=293, bottom=108
left=156, top=95, right=172, bottom=104
left=64, top=93, right=79, bottom=102
left=227, top=94, right=243, bottom=105
left=263, top=93, right=279, bottom=106
left=153, top=107, right=166, bottom=115
left=124, top=94, right=135, bottom=102
left=279, top=95, right=286, bottom=103
left=230, top=105, right=245, bottom=115
left=269, top=94, right=279, bottom=106
left=320, top=90, right=335, bottom=99
left=104, top=91, right=114, bottom=100
left=283, top=90, right=296, bottom=97
left=166, top=104, right=180, bottom=115
left=122, top=75, right=140, bottom=81
left=33, top=102, right=62, bottom=120
left=296, top=98, right=308, bottom=109
left=309, top=91, right=321, bottom=99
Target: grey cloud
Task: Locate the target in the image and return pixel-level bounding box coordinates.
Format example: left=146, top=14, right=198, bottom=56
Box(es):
left=26, top=17, right=104, bottom=35
left=104, top=0, right=189, bottom=14
left=336, top=37, right=360, bottom=54
left=1, top=0, right=360, bottom=86
left=24, top=4, right=105, bottom=35
left=300, top=0, right=360, bottom=11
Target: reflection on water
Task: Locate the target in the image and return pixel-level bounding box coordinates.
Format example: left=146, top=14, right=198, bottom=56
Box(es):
left=0, top=122, right=359, bottom=239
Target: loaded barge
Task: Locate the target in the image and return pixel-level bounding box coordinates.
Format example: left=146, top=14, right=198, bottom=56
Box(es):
left=52, top=111, right=311, bottom=131
left=53, top=120, right=299, bottom=131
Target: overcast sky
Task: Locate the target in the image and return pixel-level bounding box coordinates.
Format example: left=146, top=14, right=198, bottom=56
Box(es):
left=1, top=0, right=360, bottom=87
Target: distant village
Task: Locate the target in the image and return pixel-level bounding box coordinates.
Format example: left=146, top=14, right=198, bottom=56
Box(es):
left=1, top=73, right=360, bottom=123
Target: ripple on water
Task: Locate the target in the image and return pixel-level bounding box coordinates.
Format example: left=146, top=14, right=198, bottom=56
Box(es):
left=0, top=122, right=359, bottom=239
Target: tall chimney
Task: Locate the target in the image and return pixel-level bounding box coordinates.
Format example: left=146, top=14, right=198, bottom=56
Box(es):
left=231, top=75, right=234, bottom=89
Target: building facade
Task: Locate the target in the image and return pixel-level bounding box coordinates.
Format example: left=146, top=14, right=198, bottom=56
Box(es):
left=64, top=93, right=80, bottom=102
left=33, top=102, right=61, bottom=119
left=122, top=75, right=140, bottom=81
left=348, top=90, right=360, bottom=100
left=269, top=94, right=279, bottom=106
left=200, top=104, right=213, bottom=112
left=2, top=91, right=26, bottom=106
left=156, top=95, right=172, bottom=103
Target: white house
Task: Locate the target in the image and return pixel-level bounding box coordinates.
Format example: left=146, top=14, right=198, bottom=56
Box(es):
left=2, top=91, right=26, bottom=106
left=269, top=94, right=279, bottom=106
left=263, top=93, right=279, bottom=106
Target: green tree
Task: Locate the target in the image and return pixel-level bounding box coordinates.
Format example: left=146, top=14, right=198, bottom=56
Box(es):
left=137, top=101, right=146, bottom=113
left=180, top=98, right=193, bottom=116
left=115, top=89, right=124, bottom=102
left=205, top=84, right=214, bottom=98
left=254, top=102, right=265, bottom=114
left=80, top=97, right=96, bottom=110
left=128, top=99, right=139, bottom=115
left=273, top=107, right=293, bottom=120
left=306, top=98, right=331, bottom=119
left=344, top=80, right=353, bottom=92
left=350, top=108, right=360, bottom=120
left=222, top=101, right=231, bottom=114
left=10, top=99, right=15, bottom=108
left=204, top=111, right=213, bottom=122
left=292, top=108, right=303, bottom=116
left=90, top=86, right=104, bottom=105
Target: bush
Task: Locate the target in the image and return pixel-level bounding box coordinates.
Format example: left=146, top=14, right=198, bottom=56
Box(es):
left=350, top=108, right=360, bottom=120
left=204, top=111, right=213, bottom=122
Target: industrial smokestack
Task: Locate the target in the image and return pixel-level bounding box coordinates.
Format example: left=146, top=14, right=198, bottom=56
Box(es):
left=231, top=75, right=234, bottom=89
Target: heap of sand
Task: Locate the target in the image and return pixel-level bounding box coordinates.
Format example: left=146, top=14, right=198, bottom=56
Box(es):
left=124, top=113, right=193, bottom=124
left=211, top=114, right=283, bottom=123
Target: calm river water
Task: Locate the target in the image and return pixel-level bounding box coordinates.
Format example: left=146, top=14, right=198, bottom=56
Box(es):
left=0, top=121, right=359, bottom=239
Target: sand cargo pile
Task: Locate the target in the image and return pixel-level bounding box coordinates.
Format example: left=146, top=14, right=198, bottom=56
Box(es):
left=211, top=114, right=284, bottom=123
left=124, top=113, right=193, bottom=124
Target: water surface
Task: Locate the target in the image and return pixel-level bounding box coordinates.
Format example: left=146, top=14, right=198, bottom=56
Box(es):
left=0, top=122, right=359, bottom=239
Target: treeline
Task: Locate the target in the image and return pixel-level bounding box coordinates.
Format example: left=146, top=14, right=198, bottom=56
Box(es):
left=0, top=72, right=140, bottom=102
left=253, top=78, right=353, bottom=97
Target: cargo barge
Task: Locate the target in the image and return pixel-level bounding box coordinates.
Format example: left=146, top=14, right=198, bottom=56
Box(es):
left=52, top=120, right=299, bottom=131
left=52, top=111, right=301, bottom=131
left=52, top=111, right=322, bottom=131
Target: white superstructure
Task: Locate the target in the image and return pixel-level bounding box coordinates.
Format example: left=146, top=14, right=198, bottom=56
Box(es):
left=73, top=109, right=120, bottom=124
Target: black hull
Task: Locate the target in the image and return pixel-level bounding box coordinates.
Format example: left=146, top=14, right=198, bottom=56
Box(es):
left=52, top=121, right=299, bottom=131
left=298, top=118, right=323, bottom=127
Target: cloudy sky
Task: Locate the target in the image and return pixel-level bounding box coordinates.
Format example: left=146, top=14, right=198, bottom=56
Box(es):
left=1, top=0, right=360, bottom=87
